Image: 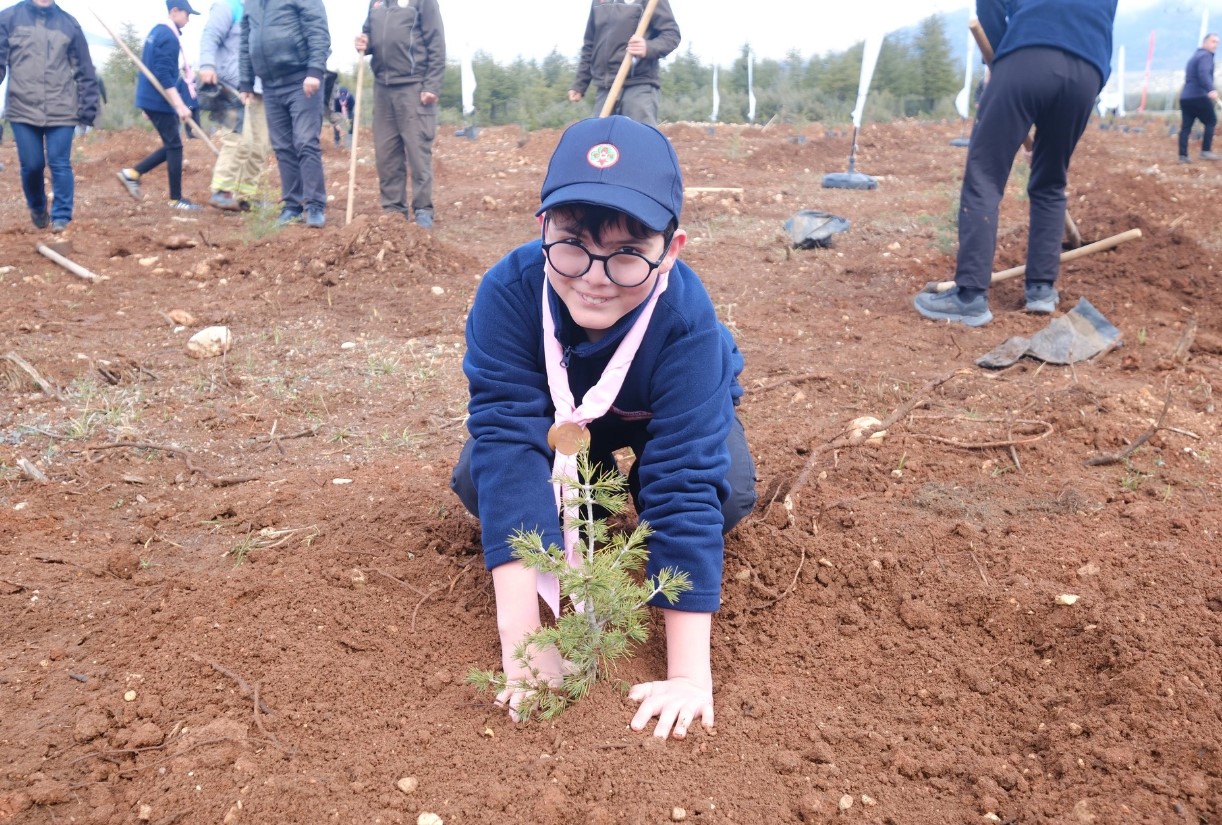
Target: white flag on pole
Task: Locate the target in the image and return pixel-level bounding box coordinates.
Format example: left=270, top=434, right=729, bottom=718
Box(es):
left=747, top=50, right=756, bottom=123
left=461, top=48, right=476, bottom=117
left=850, top=30, right=885, bottom=129
left=710, top=64, right=720, bottom=122
left=954, top=28, right=975, bottom=119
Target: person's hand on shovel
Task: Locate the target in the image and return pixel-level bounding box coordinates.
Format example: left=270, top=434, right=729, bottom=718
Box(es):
left=354, top=33, right=368, bottom=54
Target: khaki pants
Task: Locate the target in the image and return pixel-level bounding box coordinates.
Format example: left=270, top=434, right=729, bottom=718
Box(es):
left=210, top=94, right=271, bottom=199
left=373, top=81, right=436, bottom=217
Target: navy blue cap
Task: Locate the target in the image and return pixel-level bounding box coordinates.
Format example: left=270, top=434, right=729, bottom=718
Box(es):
left=537, top=116, right=683, bottom=232
left=168, top=0, right=200, bottom=15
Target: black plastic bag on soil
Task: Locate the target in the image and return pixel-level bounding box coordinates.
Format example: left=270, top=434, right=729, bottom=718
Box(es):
left=783, top=210, right=851, bottom=249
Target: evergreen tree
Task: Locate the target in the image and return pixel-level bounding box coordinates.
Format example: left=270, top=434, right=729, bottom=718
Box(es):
left=98, top=23, right=145, bottom=130
left=911, top=15, right=958, bottom=111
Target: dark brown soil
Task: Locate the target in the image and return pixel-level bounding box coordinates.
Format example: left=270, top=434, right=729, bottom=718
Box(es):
left=1, top=117, right=1220, bottom=825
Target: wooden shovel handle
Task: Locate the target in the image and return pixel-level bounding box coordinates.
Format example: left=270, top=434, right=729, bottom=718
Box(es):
left=930, top=228, right=1143, bottom=293
left=599, top=0, right=660, bottom=118
left=968, top=19, right=994, bottom=64
left=346, top=56, right=367, bottom=226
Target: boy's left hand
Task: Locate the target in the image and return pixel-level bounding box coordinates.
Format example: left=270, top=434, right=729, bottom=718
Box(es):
left=628, top=677, right=714, bottom=739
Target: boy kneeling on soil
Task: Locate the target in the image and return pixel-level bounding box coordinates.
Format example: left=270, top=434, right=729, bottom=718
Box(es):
left=451, top=116, right=756, bottom=738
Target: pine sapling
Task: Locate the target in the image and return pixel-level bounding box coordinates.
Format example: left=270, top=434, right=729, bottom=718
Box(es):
left=467, top=448, right=691, bottom=720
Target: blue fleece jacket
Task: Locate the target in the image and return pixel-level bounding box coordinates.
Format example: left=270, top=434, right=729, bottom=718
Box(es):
left=463, top=240, right=743, bottom=613
left=136, top=23, right=197, bottom=113
left=1182, top=47, right=1216, bottom=101
left=979, top=0, right=1117, bottom=86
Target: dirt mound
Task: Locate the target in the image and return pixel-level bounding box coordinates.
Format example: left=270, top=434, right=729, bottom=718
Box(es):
left=1, top=121, right=1220, bottom=824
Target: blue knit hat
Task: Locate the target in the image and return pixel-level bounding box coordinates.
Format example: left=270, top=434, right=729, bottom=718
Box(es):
left=537, top=116, right=683, bottom=232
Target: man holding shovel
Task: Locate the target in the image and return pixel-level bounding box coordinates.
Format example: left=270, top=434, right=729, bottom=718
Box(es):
left=912, top=0, right=1117, bottom=327
left=116, top=0, right=204, bottom=211
left=197, top=0, right=270, bottom=211
left=568, top=0, right=680, bottom=127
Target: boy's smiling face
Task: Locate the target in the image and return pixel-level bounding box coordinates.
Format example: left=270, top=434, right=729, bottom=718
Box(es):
left=543, top=212, right=686, bottom=344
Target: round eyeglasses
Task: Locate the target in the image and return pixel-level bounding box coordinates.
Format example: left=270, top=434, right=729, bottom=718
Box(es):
left=541, top=220, right=673, bottom=288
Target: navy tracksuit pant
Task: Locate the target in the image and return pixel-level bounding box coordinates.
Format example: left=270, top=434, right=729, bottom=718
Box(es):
left=955, top=47, right=1102, bottom=293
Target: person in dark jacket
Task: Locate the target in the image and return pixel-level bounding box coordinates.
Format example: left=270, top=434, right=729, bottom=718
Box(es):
left=568, top=0, right=680, bottom=127
left=329, top=83, right=349, bottom=146
left=198, top=0, right=271, bottom=210
left=0, top=0, right=99, bottom=232
left=450, top=116, right=756, bottom=737
left=354, top=0, right=444, bottom=228
left=1178, top=32, right=1218, bottom=163
left=116, top=0, right=203, bottom=211
left=240, top=0, right=331, bottom=228
left=912, top=0, right=1117, bottom=327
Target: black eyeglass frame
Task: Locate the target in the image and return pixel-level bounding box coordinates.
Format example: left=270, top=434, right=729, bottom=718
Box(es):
left=540, top=216, right=674, bottom=288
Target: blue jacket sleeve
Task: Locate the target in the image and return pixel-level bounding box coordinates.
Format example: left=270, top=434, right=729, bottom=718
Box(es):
left=976, top=0, right=1008, bottom=59
left=464, top=248, right=567, bottom=568
left=299, top=0, right=331, bottom=80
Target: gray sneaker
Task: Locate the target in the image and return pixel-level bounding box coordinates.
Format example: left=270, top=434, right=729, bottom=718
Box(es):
left=305, top=206, right=326, bottom=228
left=117, top=168, right=142, bottom=200
left=1202, top=151, right=1221, bottom=161
left=30, top=209, right=50, bottom=229
left=1024, top=282, right=1059, bottom=314
left=913, top=286, right=993, bottom=327
left=1178, top=155, right=1192, bottom=164
left=414, top=210, right=434, bottom=229
left=276, top=208, right=303, bottom=226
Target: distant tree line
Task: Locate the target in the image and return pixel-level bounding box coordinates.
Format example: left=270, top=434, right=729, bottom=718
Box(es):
left=95, top=15, right=964, bottom=134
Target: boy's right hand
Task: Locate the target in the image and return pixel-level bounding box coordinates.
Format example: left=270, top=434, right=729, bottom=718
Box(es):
left=497, top=641, right=565, bottom=722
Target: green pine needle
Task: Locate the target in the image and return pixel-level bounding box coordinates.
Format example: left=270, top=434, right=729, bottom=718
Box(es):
left=467, top=448, right=692, bottom=720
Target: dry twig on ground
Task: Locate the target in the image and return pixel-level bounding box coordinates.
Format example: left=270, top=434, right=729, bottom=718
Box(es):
left=76, top=442, right=259, bottom=487
left=1083, top=386, right=1173, bottom=466
left=784, top=369, right=966, bottom=505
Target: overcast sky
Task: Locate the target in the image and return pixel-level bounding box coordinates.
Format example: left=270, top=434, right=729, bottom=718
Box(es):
left=63, top=0, right=1208, bottom=71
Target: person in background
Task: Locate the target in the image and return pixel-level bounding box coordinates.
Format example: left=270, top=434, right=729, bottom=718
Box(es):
left=911, top=0, right=1118, bottom=327
left=116, top=0, right=203, bottom=211
left=198, top=0, right=271, bottom=211
left=568, top=0, right=680, bottom=127
left=0, top=0, right=99, bottom=232
left=450, top=116, right=756, bottom=737
left=1178, top=32, right=1218, bottom=163
left=354, top=0, right=445, bottom=229
left=240, top=0, right=331, bottom=228
left=332, top=83, right=353, bottom=146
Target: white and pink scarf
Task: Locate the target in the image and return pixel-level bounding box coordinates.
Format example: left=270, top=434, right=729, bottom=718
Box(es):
left=536, top=269, right=669, bottom=616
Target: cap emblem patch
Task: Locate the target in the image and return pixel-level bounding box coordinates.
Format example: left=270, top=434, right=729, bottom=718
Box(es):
left=586, top=143, right=620, bottom=169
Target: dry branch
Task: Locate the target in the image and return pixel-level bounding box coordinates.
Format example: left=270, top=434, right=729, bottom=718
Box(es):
left=905, top=419, right=1054, bottom=450
left=76, top=442, right=259, bottom=487
left=4, top=351, right=63, bottom=398
left=750, top=372, right=831, bottom=392
left=37, top=243, right=104, bottom=282
left=1171, top=319, right=1197, bottom=365
left=784, top=369, right=966, bottom=504
left=190, top=653, right=273, bottom=715
left=1083, top=386, right=1172, bottom=466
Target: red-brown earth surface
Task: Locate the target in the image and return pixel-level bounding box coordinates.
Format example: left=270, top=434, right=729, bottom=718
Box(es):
left=1, top=116, right=1220, bottom=825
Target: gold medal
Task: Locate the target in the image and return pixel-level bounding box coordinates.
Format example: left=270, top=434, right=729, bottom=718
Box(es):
left=547, top=422, right=589, bottom=456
